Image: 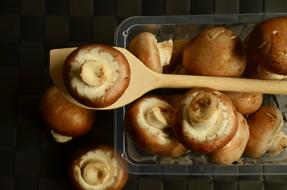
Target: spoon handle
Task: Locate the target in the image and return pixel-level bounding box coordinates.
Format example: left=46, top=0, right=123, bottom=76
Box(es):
left=158, top=74, right=287, bottom=94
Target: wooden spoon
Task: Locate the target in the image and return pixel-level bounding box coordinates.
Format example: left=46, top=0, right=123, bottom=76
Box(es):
left=50, top=47, right=287, bottom=110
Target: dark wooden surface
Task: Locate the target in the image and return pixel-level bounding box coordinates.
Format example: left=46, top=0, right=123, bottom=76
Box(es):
left=1, top=0, right=287, bottom=189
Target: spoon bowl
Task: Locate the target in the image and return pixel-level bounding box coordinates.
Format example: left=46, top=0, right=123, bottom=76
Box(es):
left=50, top=47, right=287, bottom=110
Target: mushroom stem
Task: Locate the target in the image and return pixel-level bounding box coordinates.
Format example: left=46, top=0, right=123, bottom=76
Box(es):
left=80, top=60, right=107, bottom=86
left=267, top=131, right=287, bottom=157
left=188, top=92, right=219, bottom=124
left=146, top=106, right=171, bottom=129
left=157, top=40, right=173, bottom=67
left=82, top=161, right=109, bottom=186
left=51, top=130, right=73, bottom=143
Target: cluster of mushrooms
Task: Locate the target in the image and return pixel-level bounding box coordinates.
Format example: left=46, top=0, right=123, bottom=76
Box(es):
left=38, top=16, right=287, bottom=190
left=125, top=16, right=287, bottom=164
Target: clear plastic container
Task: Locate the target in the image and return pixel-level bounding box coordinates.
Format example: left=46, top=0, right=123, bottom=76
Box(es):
left=114, top=14, right=287, bottom=175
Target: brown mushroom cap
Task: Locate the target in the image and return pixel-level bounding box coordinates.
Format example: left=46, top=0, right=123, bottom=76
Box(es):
left=210, top=112, right=250, bottom=164
left=182, top=27, right=246, bottom=77
left=173, top=88, right=238, bottom=153
left=245, top=56, right=287, bottom=80
left=245, top=105, right=284, bottom=158
left=69, top=145, right=128, bottom=190
left=125, top=95, right=186, bottom=157
left=128, top=32, right=173, bottom=73
left=63, top=44, right=130, bottom=108
left=224, top=91, right=263, bottom=115
left=40, top=86, right=95, bottom=137
left=247, top=16, right=287, bottom=75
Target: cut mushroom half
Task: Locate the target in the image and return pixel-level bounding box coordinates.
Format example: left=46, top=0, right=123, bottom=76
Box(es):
left=128, top=32, right=173, bottom=73
left=63, top=44, right=130, bottom=108
left=70, top=145, right=128, bottom=190
left=173, top=88, right=238, bottom=153
left=245, top=105, right=287, bottom=158
left=125, top=95, right=187, bottom=157
left=210, top=112, right=250, bottom=164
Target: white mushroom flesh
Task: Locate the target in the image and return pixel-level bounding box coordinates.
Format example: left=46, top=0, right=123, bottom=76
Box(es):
left=157, top=39, right=173, bottom=67
left=136, top=98, right=173, bottom=145
left=69, top=48, right=120, bottom=100
left=51, top=130, right=73, bottom=143
left=73, top=149, right=119, bottom=190
left=182, top=91, right=234, bottom=142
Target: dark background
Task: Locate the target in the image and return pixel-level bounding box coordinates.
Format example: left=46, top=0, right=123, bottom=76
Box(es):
left=1, top=0, right=287, bottom=189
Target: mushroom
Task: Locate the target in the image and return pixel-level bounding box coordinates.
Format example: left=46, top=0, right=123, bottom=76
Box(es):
left=163, top=39, right=190, bottom=74
left=63, top=44, right=130, bottom=108
left=128, top=32, right=173, bottom=73
left=125, top=95, right=187, bottom=157
left=224, top=91, right=263, bottom=115
left=210, top=112, right=250, bottom=164
left=183, top=27, right=246, bottom=77
left=245, top=56, right=287, bottom=80
left=40, top=86, right=95, bottom=143
left=70, top=145, right=128, bottom=190
left=256, top=65, right=287, bottom=80
left=173, top=88, right=238, bottom=153
left=245, top=105, right=287, bottom=158
left=247, top=16, right=287, bottom=75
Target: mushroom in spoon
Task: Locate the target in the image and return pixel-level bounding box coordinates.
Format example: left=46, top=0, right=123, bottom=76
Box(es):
left=63, top=44, right=130, bottom=108
left=50, top=46, right=287, bottom=110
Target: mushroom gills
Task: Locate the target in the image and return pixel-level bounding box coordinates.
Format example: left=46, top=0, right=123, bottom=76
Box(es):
left=82, top=160, right=110, bottom=186
left=183, top=91, right=230, bottom=142
left=80, top=60, right=110, bottom=86
left=145, top=106, right=171, bottom=129
left=73, top=149, right=118, bottom=190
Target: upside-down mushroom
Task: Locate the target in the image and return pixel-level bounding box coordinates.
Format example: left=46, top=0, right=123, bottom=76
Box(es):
left=210, top=112, right=250, bottom=164
left=174, top=88, right=238, bottom=153
left=128, top=32, right=173, bottom=73
left=125, top=95, right=187, bottom=157
left=70, top=145, right=128, bottom=190
left=245, top=105, right=287, bottom=158
left=183, top=27, right=246, bottom=77
left=40, top=86, right=95, bottom=143
left=63, top=44, right=130, bottom=108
